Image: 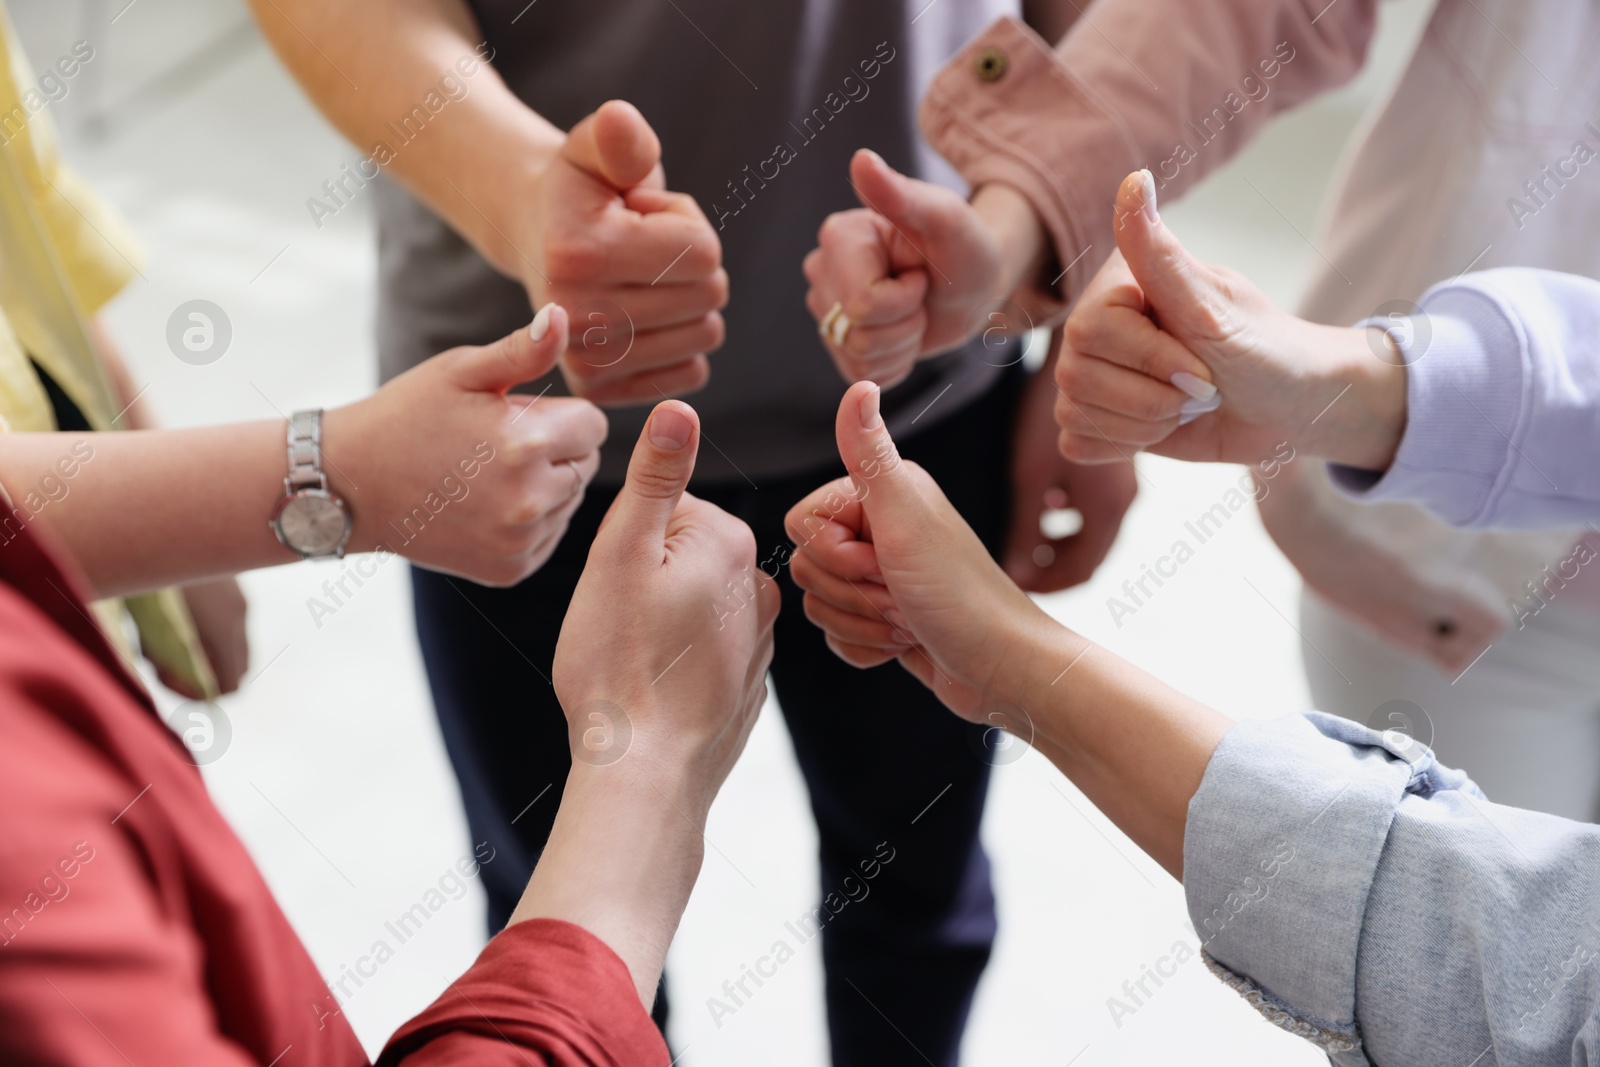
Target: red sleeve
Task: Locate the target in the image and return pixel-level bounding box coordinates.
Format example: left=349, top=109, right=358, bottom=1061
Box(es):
left=0, top=613, right=291, bottom=1066
left=377, top=919, right=670, bottom=1067
left=920, top=2, right=1378, bottom=314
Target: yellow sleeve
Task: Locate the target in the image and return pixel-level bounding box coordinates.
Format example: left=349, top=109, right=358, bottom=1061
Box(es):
left=0, top=23, right=142, bottom=315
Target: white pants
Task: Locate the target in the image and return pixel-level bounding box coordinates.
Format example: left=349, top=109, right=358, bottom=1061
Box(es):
left=1300, top=588, right=1600, bottom=821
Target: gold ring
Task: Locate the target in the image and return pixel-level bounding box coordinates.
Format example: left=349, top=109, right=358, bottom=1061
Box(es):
left=819, top=301, right=852, bottom=348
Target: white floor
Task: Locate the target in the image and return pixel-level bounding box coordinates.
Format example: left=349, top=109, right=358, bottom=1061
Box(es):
left=12, top=0, right=1433, bottom=1063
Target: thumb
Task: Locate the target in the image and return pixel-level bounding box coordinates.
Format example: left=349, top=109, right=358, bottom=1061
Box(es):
left=849, top=148, right=940, bottom=243
left=608, top=400, right=700, bottom=544
left=451, top=303, right=566, bottom=393
left=833, top=381, right=933, bottom=525
left=562, top=99, right=661, bottom=190
left=1112, top=170, right=1221, bottom=330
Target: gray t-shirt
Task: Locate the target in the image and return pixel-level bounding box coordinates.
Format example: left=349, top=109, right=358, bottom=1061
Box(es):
left=377, top=0, right=1017, bottom=484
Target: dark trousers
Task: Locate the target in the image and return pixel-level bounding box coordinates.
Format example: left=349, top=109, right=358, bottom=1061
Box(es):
left=411, top=370, right=1021, bottom=1066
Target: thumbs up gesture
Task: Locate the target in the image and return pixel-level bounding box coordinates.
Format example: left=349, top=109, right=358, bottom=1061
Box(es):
left=554, top=401, right=778, bottom=799
left=804, top=149, right=1049, bottom=388
left=785, top=382, right=1050, bottom=718
left=1054, top=171, right=1405, bottom=469
left=520, top=100, right=729, bottom=407
left=333, top=303, right=608, bottom=587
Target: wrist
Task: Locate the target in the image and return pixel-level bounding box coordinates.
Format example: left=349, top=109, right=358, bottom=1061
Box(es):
left=983, top=602, right=1087, bottom=711
left=502, top=141, right=564, bottom=279
left=512, top=757, right=706, bottom=1002
left=1304, top=324, right=1408, bottom=470
left=316, top=401, right=387, bottom=555
left=971, top=181, right=1049, bottom=303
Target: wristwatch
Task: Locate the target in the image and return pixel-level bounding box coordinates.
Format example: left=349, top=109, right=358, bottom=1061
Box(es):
left=269, top=409, right=352, bottom=560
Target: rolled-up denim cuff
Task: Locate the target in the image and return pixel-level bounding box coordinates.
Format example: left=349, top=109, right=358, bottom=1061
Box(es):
left=1184, top=712, right=1424, bottom=1056
left=1328, top=289, right=1526, bottom=524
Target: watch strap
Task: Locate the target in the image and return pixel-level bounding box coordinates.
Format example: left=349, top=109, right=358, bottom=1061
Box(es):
left=285, top=409, right=327, bottom=493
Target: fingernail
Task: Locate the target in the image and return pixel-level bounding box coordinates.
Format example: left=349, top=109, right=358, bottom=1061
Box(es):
left=649, top=406, right=693, bottom=450
left=1179, top=395, right=1222, bottom=425
left=885, top=606, right=910, bottom=631
left=1137, top=169, right=1159, bottom=223
left=859, top=384, right=883, bottom=430
left=1170, top=371, right=1217, bottom=401
left=529, top=303, right=556, bottom=342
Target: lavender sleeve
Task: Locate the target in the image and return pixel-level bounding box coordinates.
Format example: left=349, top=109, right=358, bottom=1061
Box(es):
left=1330, top=268, right=1600, bottom=529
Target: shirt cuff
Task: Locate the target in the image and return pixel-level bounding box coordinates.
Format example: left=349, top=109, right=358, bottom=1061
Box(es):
left=1327, top=288, right=1527, bottom=525
left=918, top=16, right=1138, bottom=320
left=377, top=917, right=668, bottom=1066
left=1184, top=712, right=1430, bottom=1056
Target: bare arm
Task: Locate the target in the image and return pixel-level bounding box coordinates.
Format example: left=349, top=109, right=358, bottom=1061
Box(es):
left=0, top=312, right=607, bottom=598
left=786, top=383, right=1229, bottom=877
left=245, top=0, right=561, bottom=278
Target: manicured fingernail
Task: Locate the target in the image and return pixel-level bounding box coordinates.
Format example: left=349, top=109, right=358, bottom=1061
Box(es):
left=859, top=384, right=883, bottom=430
left=1137, top=169, right=1159, bottom=223
left=649, top=406, right=692, bottom=450
left=529, top=303, right=556, bottom=342
left=1179, top=396, right=1222, bottom=425
left=1170, top=371, right=1217, bottom=401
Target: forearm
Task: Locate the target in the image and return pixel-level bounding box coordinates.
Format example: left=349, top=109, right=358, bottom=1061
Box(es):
left=508, top=764, right=707, bottom=1005
left=246, top=0, right=561, bottom=277
left=0, top=406, right=391, bottom=596
left=997, top=616, right=1231, bottom=878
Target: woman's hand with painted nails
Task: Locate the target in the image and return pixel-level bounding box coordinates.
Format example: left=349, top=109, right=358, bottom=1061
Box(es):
left=1054, top=170, right=1407, bottom=470
left=330, top=304, right=609, bottom=587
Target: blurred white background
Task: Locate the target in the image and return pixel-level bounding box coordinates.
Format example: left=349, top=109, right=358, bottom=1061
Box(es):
left=10, top=0, right=1434, bottom=1063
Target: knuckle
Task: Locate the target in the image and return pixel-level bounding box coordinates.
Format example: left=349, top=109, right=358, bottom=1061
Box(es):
left=1063, top=310, right=1099, bottom=353
left=628, top=462, right=683, bottom=501
left=1057, top=433, right=1093, bottom=463
left=1054, top=353, right=1087, bottom=394
left=1131, top=390, right=1174, bottom=423
left=818, top=212, right=850, bottom=246
left=697, top=312, right=726, bottom=352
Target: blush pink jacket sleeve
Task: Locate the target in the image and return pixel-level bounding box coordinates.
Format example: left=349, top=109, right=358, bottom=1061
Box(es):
left=920, top=2, right=1379, bottom=319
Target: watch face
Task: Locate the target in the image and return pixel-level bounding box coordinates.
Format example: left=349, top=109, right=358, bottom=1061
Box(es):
left=276, top=489, right=351, bottom=556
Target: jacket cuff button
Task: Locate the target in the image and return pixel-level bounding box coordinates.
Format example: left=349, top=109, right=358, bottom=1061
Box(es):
left=976, top=48, right=1008, bottom=82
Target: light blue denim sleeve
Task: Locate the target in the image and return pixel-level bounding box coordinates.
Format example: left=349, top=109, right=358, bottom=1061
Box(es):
left=1329, top=267, right=1600, bottom=529
left=1185, top=711, right=1600, bottom=1065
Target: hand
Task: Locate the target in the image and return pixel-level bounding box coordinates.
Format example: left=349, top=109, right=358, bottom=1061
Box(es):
left=803, top=149, right=1046, bottom=388
left=1004, top=360, right=1136, bottom=592
left=329, top=304, right=608, bottom=587
left=785, top=381, right=1052, bottom=718
left=1054, top=170, right=1406, bottom=469
left=554, top=400, right=779, bottom=802
left=181, top=578, right=250, bottom=694
left=516, top=402, right=777, bottom=1001
left=516, top=100, right=727, bottom=407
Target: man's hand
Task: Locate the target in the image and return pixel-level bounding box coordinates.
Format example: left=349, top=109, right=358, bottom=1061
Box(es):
left=803, top=149, right=1047, bottom=388
left=554, top=400, right=778, bottom=801
left=516, top=100, right=728, bottom=407
left=1005, top=358, right=1136, bottom=593
left=515, top=401, right=777, bottom=1003
left=331, top=304, right=608, bottom=587
left=1055, top=170, right=1406, bottom=468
